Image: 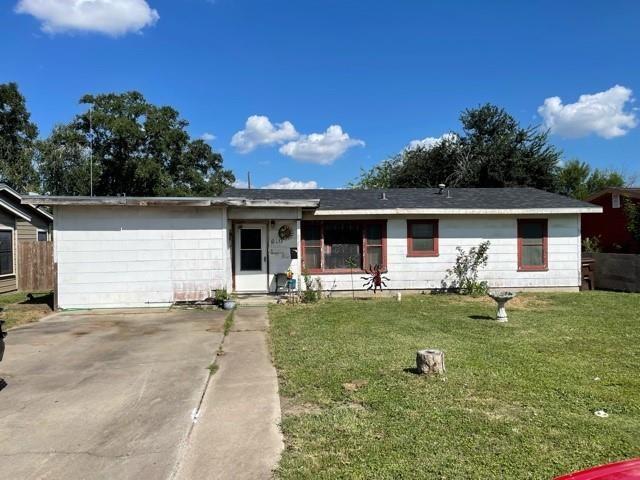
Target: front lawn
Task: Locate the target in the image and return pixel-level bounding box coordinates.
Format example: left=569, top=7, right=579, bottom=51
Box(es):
left=0, top=291, right=54, bottom=329
left=270, top=292, right=640, bottom=479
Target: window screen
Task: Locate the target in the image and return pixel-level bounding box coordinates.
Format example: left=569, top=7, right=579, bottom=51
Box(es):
left=518, top=220, right=547, bottom=270
left=407, top=220, right=438, bottom=256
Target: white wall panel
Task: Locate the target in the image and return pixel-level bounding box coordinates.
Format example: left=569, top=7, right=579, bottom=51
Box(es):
left=314, top=214, right=581, bottom=292
left=54, top=206, right=227, bottom=309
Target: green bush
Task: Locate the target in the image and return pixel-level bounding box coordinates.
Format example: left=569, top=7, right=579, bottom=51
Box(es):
left=214, top=288, right=229, bottom=306
left=301, top=271, right=321, bottom=303
left=446, top=241, right=490, bottom=296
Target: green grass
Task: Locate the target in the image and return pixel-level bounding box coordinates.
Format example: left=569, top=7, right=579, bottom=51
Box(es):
left=224, top=309, right=235, bottom=336
left=269, top=292, right=640, bottom=479
left=0, top=291, right=53, bottom=329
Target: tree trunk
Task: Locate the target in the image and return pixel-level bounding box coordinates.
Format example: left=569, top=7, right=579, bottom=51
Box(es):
left=416, top=349, right=445, bottom=375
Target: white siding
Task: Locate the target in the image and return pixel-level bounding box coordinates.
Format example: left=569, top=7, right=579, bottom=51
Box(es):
left=313, top=214, right=581, bottom=292
left=267, top=220, right=300, bottom=292
left=54, top=206, right=227, bottom=309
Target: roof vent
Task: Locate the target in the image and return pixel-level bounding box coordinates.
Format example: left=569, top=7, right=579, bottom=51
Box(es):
left=438, top=183, right=446, bottom=194
left=380, top=191, right=387, bottom=200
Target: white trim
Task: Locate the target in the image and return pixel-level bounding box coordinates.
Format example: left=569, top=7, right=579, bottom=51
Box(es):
left=35, top=207, right=53, bottom=221
left=0, top=226, right=15, bottom=278
left=312, top=207, right=602, bottom=216
left=0, top=198, right=31, bottom=221
left=0, top=184, right=23, bottom=201
left=0, top=184, right=53, bottom=221
left=37, top=228, right=48, bottom=241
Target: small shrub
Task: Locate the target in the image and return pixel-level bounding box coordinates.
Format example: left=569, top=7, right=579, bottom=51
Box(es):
left=582, top=236, right=601, bottom=253
left=301, top=270, right=320, bottom=303
left=446, top=241, right=490, bottom=296
left=214, top=288, right=229, bottom=306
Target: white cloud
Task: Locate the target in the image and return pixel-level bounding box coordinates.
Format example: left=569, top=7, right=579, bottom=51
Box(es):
left=538, top=85, right=637, bottom=139
left=279, top=125, right=365, bottom=165
left=230, top=115, right=299, bottom=153
left=262, top=177, right=318, bottom=189
left=16, top=0, right=159, bottom=36
left=200, top=132, right=216, bottom=142
left=407, top=132, right=457, bottom=150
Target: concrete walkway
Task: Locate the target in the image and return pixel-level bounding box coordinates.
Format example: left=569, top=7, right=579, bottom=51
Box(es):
left=174, top=306, right=284, bottom=480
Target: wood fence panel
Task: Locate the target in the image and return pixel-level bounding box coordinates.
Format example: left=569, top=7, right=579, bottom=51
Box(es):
left=591, top=253, right=640, bottom=293
left=18, top=241, right=54, bottom=291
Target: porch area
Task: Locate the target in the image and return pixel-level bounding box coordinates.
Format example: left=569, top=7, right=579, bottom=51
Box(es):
left=228, top=205, right=303, bottom=295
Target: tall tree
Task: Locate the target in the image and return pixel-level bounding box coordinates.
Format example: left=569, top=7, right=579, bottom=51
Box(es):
left=0, top=83, right=39, bottom=191
left=555, top=159, right=626, bottom=199
left=351, top=104, right=561, bottom=190
left=36, top=125, right=94, bottom=196
left=38, top=91, right=234, bottom=196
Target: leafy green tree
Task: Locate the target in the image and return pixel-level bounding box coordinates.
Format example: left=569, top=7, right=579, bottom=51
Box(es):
left=38, top=91, right=234, bottom=196
left=555, top=159, right=626, bottom=199
left=0, top=82, right=39, bottom=191
left=36, top=125, right=94, bottom=196
left=351, top=104, right=561, bottom=190
left=624, top=199, right=640, bottom=242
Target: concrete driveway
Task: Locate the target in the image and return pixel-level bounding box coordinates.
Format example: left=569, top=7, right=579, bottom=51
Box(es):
left=0, top=308, right=227, bottom=480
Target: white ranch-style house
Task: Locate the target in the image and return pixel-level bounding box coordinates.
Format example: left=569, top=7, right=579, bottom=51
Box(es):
left=23, top=187, right=601, bottom=310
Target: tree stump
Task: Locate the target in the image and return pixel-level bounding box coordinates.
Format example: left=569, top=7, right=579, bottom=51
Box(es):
left=416, top=349, right=445, bottom=375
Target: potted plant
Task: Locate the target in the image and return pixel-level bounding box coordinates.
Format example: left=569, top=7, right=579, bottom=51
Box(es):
left=214, top=289, right=236, bottom=310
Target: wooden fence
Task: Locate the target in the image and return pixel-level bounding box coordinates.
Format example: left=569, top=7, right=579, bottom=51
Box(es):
left=590, top=253, right=640, bottom=293
left=18, top=241, right=54, bottom=291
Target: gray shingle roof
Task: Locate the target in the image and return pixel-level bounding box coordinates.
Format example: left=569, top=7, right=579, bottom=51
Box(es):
left=223, top=187, right=598, bottom=211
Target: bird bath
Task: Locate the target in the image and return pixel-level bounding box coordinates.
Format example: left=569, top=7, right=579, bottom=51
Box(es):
left=487, top=291, right=516, bottom=322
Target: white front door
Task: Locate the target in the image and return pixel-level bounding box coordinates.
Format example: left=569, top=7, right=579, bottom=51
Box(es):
left=235, top=224, right=268, bottom=292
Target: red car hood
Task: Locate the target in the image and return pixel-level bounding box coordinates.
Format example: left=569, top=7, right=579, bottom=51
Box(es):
left=556, top=459, right=640, bottom=480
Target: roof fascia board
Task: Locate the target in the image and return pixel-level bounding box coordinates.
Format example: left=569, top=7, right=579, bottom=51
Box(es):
left=0, top=184, right=53, bottom=220
left=0, top=198, right=31, bottom=221
left=224, top=198, right=319, bottom=208
left=22, top=197, right=225, bottom=207
left=23, top=196, right=320, bottom=208
left=312, top=207, right=603, bottom=215
left=586, top=188, right=640, bottom=202
left=34, top=207, right=54, bottom=221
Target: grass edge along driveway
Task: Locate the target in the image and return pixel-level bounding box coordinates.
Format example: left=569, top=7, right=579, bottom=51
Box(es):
left=269, top=292, right=640, bottom=479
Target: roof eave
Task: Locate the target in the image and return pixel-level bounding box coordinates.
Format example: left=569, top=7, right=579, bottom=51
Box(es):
left=586, top=188, right=640, bottom=202
left=21, top=196, right=321, bottom=209
left=311, top=207, right=603, bottom=215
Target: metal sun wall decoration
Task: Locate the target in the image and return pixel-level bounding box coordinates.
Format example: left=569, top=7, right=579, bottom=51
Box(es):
left=361, top=265, right=390, bottom=293
left=278, top=224, right=293, bottom=240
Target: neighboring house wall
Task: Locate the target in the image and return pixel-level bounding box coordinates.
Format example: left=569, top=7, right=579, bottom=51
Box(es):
left=54, top=206, right=227, bottom=309
left=0, top=211, right=16, bottom=294
left=306, top=214, right=581, bottom=291
left=16, top=216, right=50, bottom=242
left=582, top=192, right=640, bottom=253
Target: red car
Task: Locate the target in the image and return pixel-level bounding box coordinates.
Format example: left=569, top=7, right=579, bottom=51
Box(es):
left=556, top=459, right=640, bottom=480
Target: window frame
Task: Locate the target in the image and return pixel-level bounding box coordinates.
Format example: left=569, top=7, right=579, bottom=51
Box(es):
left=37, top=229, right=48, bottom=242
left=301, top=220, right=387, bottom=274
left=0, top=228, right=14, bottom=277
left=406, top=219, right=439, bottom=257
left=517, top=219, right=548, bottom=272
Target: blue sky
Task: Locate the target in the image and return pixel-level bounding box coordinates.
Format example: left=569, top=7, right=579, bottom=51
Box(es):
left=2, top=0, right=639, bottom=188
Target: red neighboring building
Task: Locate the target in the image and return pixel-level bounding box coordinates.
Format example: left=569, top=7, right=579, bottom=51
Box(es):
left=582, top=188, right=640, bottom=253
